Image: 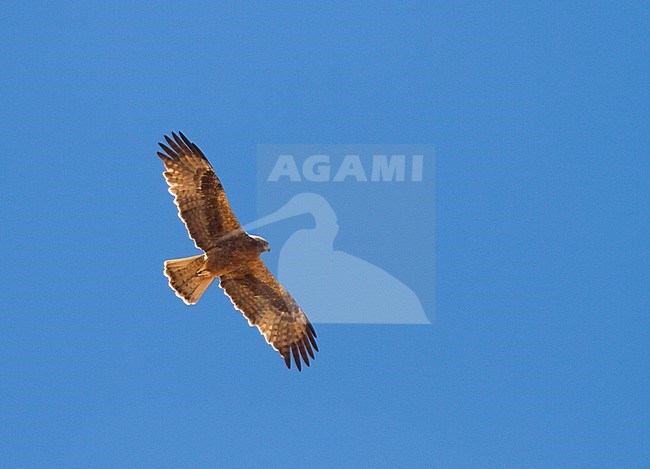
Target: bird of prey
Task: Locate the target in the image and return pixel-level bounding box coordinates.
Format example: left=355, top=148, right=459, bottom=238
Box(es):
left=156, top=132, right=318, bottom=370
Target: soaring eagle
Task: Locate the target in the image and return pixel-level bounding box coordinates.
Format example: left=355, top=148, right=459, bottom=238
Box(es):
left=156, top=132, right=318, bottom=370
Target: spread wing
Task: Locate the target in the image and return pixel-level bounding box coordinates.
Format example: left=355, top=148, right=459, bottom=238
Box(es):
left=219, top=259, right=318, bottom=371
left=157, top=132, right=242, bottom=252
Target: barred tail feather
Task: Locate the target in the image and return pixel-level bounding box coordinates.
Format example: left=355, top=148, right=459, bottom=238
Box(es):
left=163, top=254, right=214, bottom=305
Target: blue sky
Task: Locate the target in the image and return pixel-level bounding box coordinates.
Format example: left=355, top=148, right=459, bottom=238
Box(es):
left=1, top=2, right=649, bottom=467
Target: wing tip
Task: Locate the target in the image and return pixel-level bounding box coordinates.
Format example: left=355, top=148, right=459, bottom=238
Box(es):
left=277, top=324, right=319, bottom=372
left=157, top=151, right=171, bottom=161
left=157, top=131, right=209, bottom=162
left=291, top=345, right=302, bottom=372
left=306, top=324, right=319, bottom=352
left=280, top=347, right=292, bottom=369
left=158, top=141, right=178, bottom=160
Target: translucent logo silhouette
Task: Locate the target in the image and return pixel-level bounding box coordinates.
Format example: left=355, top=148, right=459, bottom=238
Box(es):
left=245, top=193, right=430, bottom=324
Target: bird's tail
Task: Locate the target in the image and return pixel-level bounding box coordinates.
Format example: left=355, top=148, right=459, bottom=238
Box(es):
left=163, top=254, right=214, bottom=305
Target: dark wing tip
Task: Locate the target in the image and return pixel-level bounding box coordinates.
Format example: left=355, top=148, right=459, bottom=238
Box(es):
left=281, top=340, right=316, bottom=371
left=306, top=326, right=318, bottom=352
left=297, top=341, right=310, bottom=367
left=181, top=131, right=209, bottom=160
left=166, top=134, right=186, bottom=156
left=281, top=347, right=291, bottom=369
left=178, top=131, right=193, bottom=148
left=158, top=141, right=178, bottom=159
left=303, top=334, right=315, bottom=359
left=156, top=151, right=171, bottom=161
left=291, top=344, right=302, bottom=372
left=172, top=132, right=190, bottom=153
left=158, top=131, right=208, bottom=161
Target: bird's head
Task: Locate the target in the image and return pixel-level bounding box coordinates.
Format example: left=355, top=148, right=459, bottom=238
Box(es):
left=249, top=234, right=271, bottom=253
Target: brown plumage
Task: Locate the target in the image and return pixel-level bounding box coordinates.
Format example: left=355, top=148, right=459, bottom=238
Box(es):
left=157, top=132, right=318, bottom=370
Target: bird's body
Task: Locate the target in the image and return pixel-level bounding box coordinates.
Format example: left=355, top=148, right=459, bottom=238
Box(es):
left=156, top=132, right=317, bottom=370
left=203, top=231, right=266, bottom=276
